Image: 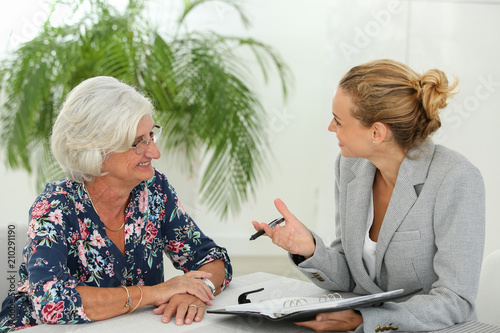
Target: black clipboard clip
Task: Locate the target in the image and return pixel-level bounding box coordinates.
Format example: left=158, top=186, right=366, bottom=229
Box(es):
left=238, top=288, right=264, bottom=304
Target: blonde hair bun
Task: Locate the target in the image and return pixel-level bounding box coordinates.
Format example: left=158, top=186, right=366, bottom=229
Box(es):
left=339, top=59, right=458, bottom=150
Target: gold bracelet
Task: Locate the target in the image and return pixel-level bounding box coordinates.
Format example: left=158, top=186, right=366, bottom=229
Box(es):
left=121, top=285, right=131, bottom=311
left=130, top=285, right=143, bottom=313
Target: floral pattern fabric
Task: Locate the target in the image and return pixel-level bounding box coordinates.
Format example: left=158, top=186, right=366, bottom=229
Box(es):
left=0, top=169, right=232, bottom=331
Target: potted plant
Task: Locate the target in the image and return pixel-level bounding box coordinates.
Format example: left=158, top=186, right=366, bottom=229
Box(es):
left=0, top=0, right=292, bottom=217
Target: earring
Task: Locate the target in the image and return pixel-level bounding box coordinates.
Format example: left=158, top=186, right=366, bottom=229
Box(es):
left=372, top=141, right=376, bottom=144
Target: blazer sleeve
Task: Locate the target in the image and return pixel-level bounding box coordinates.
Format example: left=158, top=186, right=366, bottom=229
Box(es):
left=358, top=161, right=485, bottom=332
left=289, top=232, right=353, bottom=291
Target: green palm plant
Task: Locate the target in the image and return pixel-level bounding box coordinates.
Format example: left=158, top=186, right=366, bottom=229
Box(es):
left=0, top=0, right=292, bottom=218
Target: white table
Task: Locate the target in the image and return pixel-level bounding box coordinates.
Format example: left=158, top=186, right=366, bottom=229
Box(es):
left=22, top=272, right=500, bottom=333
left=23, top=272, right=323, bottom=333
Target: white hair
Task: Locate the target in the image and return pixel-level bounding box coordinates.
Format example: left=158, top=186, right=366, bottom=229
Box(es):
left=51, top=76, right=154, bottom=183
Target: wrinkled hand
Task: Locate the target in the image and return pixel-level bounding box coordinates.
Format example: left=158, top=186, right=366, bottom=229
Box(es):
left=150, top=271, right=214, bottom=307
left=251, top=198, right=315, bottom=258
left=153, top=294, right=207, bottom=325
left=294, top=309, right=363, bottom=332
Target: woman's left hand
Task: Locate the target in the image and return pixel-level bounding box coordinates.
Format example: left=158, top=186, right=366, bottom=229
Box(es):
left=153, top=294, right=207, bottom=325
left=294, top=309, right=363, bottom=332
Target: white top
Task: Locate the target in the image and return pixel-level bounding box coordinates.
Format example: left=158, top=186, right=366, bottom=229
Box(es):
left=362, top=191, right=377, bottom=281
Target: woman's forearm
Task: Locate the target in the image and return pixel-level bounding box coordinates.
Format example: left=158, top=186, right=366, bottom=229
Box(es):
left=76, top=270, right=214, bottom=321
left=198, top=259, right=226, bottom=295
left=76, top=285, right=154, bottom=321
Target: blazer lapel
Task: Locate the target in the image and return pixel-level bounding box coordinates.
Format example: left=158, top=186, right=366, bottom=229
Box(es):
left=375, top=142, right=435, bottom=279
left=344, top=158, right=380, bottom=291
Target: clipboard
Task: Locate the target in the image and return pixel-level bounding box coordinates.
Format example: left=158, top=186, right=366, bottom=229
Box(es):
left=208, top=288, right=405, bottom=322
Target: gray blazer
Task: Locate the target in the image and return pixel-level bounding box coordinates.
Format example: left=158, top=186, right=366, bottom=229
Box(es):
left=292, top=141, right=485, bottom=332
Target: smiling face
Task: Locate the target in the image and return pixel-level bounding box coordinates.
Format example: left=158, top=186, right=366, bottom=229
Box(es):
left=328, top=88, right=373, bottom=158
left=100, top=115, right=161, bottom=190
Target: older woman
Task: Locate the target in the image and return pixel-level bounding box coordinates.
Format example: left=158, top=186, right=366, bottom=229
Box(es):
left=253, top=59, right=485, bottom=332
left=0, top=76, right=232, bottom=331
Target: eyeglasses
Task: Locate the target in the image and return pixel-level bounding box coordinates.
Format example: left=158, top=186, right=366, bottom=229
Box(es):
left=131, top=124, right=163, bottom=154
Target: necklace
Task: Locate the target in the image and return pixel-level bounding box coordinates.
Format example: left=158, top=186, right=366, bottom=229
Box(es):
left=104, top=222, right=125, bottom=232
left=83, top=183, right=125, bottom=232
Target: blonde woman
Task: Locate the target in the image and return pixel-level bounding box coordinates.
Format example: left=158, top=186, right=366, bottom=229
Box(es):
left=253, top=59, right=485, bottom=332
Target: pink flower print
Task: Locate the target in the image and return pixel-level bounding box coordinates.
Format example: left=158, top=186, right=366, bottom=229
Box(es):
left=70, top=232, right=79, bottom=244
left=144, top=221, right=158, bottom=244
left=53, top=189, right=67, bottom=196
left=32, top=295, right=42, bottom=312
left=105, top=263, right=114, bottom=277
left=41, top=301, right=64, bottom=324
left=77, top=306, right=89, bottom=320
left=31, top=199, right=51, bottom=219
left=18, top=280, right=30, bottom=293
left=79, top=218, right=89, bottom=239
left=63, top=280, right=76, bottom=288
left=75, top=202, right=84, bottom=214
left=171, top=254, right=188, bottom=266
left=28, top=218, right=39, bottom=239
left=124, top=224, right=133, bottom=241
left=48, top=209, right=63, bottom=225
left=42, top=279, right=57, bottom=293
left=90, top=230, right=106, bottom=249
left=19, top=321, right=36, bottom=329
left=77, top=241, right=88, bottom=267
left=135, top=217, right=145, bottom=237
left=166, top=240, right=185, bottom=253
left=138, top=190, right=149, bottom=213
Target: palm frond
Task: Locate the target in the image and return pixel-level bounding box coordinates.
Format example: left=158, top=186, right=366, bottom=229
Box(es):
left=179, top=0, right=250, bottom=28
left=0, top=0, right=293, bottom=218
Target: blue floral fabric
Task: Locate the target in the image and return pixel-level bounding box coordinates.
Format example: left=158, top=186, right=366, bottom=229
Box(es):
left=0, top=169, right=232, bottom=331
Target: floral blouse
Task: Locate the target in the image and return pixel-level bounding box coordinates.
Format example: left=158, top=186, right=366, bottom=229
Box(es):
left=0, top=169, right=232, bottom=331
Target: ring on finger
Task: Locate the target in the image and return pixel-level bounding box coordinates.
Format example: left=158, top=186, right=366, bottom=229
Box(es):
left=188, top=304, right=198, bottom=311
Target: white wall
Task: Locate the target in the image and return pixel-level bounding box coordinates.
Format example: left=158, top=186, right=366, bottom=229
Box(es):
left=1, top=0, right=500, bottom=263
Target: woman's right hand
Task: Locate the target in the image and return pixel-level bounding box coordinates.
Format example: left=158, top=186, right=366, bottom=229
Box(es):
left=149, top=271, right=215, bottom=306
left=251, top=198, right=316, bottom=258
